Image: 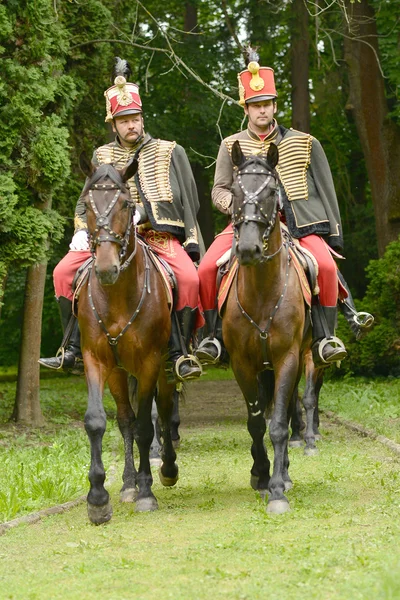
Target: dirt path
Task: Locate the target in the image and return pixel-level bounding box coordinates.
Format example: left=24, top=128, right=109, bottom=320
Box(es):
left=180, top=379, right=246, bottom=426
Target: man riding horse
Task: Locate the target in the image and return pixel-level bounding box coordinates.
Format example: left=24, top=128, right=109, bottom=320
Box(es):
left=197, top=48, right=369, bottom=368
left=39, top=57, right=203, bottom=382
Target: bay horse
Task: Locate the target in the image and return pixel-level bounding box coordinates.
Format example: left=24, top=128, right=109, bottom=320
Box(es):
left=77, top=153, right=179, bottom=524
left=223, top=141, right=316, bottom=514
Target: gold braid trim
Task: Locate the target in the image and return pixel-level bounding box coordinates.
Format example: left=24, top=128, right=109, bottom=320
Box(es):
left=138, top=139, right=176, bottom=204
left=225, top=134, right=312, bottom=201
left=276, top=135, right=312, bottom=201
left=95, top=145, right=140, bottom=202
left=224, top=133, right=278, bottom=159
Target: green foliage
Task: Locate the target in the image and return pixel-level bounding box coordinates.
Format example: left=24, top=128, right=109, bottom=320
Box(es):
left=336, top=236, right=400, bottom=376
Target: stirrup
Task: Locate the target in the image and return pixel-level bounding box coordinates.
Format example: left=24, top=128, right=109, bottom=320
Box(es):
left=195, top=337, right=222, bottom=365
left=38, top=346, right=66, bottom=371
left=174, top=354, right=203, bottom=381
left=353, top=312, right=374, bottom=329
left=314, top=336, right=347, bottom=366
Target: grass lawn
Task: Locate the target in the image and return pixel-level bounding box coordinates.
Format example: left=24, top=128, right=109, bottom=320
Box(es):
left=0, top=371, right=400, bottom=599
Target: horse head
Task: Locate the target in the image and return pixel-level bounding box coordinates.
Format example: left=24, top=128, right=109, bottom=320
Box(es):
left=231, top=140, right=280, bottom=266
left=79, top=152, right=138, bottom=285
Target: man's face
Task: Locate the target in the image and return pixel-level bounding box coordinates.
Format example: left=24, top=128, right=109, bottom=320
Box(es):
left=244, top=100, right=277, bottom=134
left=112, top=113, right=144, bottom=147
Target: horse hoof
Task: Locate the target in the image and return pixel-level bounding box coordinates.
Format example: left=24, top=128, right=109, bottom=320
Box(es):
left=266, top=499, right=290, bottom=515
left=250, top=474, right=259, bottom=491
left=304, top=446, right=319, bottom=457
left=150, top=456, right=163, bottom=468
left=159, top=467, right=179, bottom=487
left=87, top=501, right=113, bottom=524
left=135, top=496, right=158, bottom=512
left=289, top=440, right=303, bottom=448
left=284, top=480, right=293, bottom=491
left=120, top=487, right=138, bottom=503
left=314, top=433, right=322, bottom=441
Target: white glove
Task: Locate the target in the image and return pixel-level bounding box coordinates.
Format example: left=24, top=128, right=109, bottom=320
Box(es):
left=216, top=249, right=231, bottom=267
left=69, top=230, right=89, bottom=251
left=133, top=211, right=141, bottom=226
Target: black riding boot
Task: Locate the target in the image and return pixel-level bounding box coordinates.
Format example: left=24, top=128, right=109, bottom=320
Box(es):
left=311, top=304, right=347, bottom=367
left=337, top=272, right=374, bottom=340
left=167, top=307, right=202, bottom=382
left=195, top=309, right=229, bottom=368
left=38, top=296, right=84, bottom=375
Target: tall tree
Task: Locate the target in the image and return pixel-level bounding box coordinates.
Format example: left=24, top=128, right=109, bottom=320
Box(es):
left=290, top=0, right=310, bottom=132
left=343, top=0, right=400, bottom=256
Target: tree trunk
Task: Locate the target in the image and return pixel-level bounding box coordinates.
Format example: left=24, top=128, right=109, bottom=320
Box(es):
left=290, top=0, right=310, bottom=133
left=12, top=194, right=52, bottom=425
left=344, top=0, right=400, bottom=256
left=12, top=262, right=46, bottom=425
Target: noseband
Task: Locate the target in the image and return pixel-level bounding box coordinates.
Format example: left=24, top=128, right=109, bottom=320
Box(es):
left=87, top=169, right=136, bottom=269
left=232, top=158, right=281, bottom=260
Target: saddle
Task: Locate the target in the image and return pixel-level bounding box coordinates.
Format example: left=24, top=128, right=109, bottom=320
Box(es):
left=72, top=239, right=176, bottom=316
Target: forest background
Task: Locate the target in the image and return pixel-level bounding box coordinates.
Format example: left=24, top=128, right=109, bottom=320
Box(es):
left=0, top=0, right=400, bottom=424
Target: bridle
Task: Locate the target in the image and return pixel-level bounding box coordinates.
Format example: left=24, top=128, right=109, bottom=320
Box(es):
left=232, top=154, right=291, bottom=369
left=87, top=167, right=137, bottom=271
left=232, top=156, right=282, bottom=261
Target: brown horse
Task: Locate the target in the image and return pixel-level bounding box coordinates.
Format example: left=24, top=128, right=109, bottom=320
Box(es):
left=223, top=141, right=316, bottom=514
left=77, top=153, right=179, bottom=524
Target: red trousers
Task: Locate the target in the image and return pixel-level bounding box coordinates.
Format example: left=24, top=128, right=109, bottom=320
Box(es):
left=53, top=231, right=200, bottom=311
left=198, top=223, right=339, bottom=310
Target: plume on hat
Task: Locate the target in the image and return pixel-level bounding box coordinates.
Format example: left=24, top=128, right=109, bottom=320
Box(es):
left=243, top=46, right=260, bottom=66
left=112, top=57, right=132, bottom=82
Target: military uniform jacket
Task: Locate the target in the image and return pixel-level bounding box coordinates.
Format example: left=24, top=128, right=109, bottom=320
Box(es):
left=74, top=133, right=201, bottom=261
left=212, top=124, right=343, bottom=250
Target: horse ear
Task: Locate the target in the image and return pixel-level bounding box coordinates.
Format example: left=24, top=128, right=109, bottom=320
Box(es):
left=267, top=143, right=279, bottom=170
left=231, top=141, right=245, bottom=167
left=79, top=151, right=96, bottom=178
left=121, top=158, right=138, bottom=182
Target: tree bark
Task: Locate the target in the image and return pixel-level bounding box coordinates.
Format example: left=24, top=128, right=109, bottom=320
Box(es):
left=12, top=194, right=52, bottom=425
left=344, top=0, right=400, bottom=256
left=290, top=0, right=310, bottom=132
left=12, top=262, right=46, bottom=425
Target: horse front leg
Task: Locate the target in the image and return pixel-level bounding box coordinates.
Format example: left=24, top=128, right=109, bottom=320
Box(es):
left=156, top=373, right=179, bottom=487
left=268, top=356, right=300, bottom=514
left=84, top=360, right=112, bottom=525
left=232, top=364, right=271, bottom=498
left=108, top=371, right=138, bottom=502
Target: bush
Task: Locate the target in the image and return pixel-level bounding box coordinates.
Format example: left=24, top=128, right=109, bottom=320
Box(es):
left=335, top=236, right=400, bottom=377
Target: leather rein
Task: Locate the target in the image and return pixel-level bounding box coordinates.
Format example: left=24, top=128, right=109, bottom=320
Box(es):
left=85, top=171, right=148, bottom=366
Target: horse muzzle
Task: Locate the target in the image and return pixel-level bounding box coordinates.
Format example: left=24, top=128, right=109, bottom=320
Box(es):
left=95, top=263, right=120, bottom=286
left=235, top=241, right=263, bottom=266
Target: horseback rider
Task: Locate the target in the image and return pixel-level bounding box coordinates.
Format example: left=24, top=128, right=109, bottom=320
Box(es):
left=39, top=57, right=203, bottom=382
left=197, top=49, right=370, bottom=368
